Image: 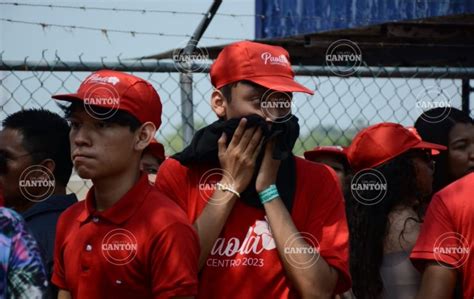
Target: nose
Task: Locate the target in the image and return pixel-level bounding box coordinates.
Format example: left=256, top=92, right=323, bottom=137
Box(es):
left=71, top=125, right=92, bottom=148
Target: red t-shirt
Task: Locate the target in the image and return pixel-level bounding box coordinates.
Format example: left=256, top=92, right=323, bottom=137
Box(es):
left=410, top=172, right=474, bottom=298
left=156, top=157, right=351, bottom=298
left=52, top=174, right=199, bottom=299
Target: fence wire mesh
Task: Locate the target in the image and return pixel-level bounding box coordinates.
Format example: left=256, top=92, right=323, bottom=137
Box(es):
left=1, top=55, right=473, bottom=197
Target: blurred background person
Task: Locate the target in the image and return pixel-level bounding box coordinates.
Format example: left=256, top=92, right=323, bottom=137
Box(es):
left=415, top=107, right=474, bottom=193
left=0, top=109, right=77, bottom=298
left=304, top=145, right=351, bottom=195
left=410, top=171, right=474, bottom=299
left=140, top=137, right=165, bottom=184
left=413, top=108, right=474, bottom=299
left=0, top=207, right=48, bottom=298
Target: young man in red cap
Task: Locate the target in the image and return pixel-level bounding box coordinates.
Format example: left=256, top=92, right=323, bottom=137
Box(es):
left=156, top=41, right=351, bottom=298
left=304, top=146, right=350, bottom=194
left=51, top=70, right=199, bottom=299
left=410, top=173, right=474, bottom=298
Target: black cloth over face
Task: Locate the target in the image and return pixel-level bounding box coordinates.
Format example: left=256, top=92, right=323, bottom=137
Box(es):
left=173, top=114, right=299, bottom=211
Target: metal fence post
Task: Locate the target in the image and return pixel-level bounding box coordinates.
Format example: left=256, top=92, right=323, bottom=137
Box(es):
left=180, top=72, right=194, bottom=145
left=177, top=0, right=222, bottom=146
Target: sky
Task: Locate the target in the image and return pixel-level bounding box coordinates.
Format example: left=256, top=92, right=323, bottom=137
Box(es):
left=0, top=0, right=255, bottom=60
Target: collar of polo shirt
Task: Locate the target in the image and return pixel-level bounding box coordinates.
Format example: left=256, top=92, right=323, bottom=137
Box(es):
left=77, top=174, right=150, bottom=224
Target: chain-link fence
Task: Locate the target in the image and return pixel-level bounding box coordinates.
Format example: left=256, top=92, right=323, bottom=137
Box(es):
left=1, top=54, right=473, bottom=197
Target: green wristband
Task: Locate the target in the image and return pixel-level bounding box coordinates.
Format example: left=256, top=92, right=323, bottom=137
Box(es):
left=258, top=184, right=280, bottom=204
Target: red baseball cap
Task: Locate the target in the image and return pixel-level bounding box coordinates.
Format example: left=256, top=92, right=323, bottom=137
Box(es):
left=210, top=41, right=314, bottom=94
left=144, top=138, right=165, bottom=162
left=52, top=70, right=162, bottom=129
left=406, top=126, right=442, bottom=155
left=347, top=122, right=447, bottom=172
left=304, top=145, right=347, bottom=161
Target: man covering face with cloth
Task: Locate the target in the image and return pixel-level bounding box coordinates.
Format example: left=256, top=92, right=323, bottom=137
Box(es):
left=156, top=41, right=351, bottom=299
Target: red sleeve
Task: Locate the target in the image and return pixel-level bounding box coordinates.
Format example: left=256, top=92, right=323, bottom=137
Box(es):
left=51, top=212, right=68, bottom=290
left=304, top=165, right=351, bottom=294
left=410, top=193, right=458, bottom=269
left=155, top=158, right=189, bottom=213
left=150, top=221, right=200, bottom=299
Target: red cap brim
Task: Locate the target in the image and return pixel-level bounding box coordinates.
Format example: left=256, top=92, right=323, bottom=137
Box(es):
left=246, top=76, right=314, bottom=95
left=412, top=140, right=447, bottom=155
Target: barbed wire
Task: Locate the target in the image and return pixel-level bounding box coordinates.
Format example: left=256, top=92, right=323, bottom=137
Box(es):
left=0, top=1, right=462, bottom=23
left=0, top=18, right=243, bottom=41
left=0, top=2, right=261, bottom=18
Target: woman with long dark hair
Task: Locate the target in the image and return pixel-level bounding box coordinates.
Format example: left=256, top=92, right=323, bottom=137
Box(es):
left=415, top=107, right=474, bottom=192
left=345, top=123, right=446, bottom=299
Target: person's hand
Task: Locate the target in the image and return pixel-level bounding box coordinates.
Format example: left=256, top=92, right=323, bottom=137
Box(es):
left=218, top=118, right=263, bottom=193
left=256, top=138, right=281, bottom=193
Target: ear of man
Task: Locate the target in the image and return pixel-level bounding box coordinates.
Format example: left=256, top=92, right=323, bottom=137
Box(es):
left=135, top=122, right=156, bottom=152
left=211, top=89, right=227, bottom=119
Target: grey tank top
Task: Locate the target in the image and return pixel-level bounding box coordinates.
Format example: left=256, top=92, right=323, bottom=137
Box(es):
left=379, top=251, right=421, bottom=299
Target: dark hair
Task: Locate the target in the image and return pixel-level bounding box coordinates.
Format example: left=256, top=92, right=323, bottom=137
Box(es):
left=2, top=109, right=73, bottom=187
left=346, top=153, right=423, bottom=299
left=62, top=102, right=142, bottom=132
left=415, top=107, right=474, bottom=191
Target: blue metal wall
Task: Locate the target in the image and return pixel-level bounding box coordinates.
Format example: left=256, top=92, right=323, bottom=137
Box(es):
left=256, top=0, right=474, bottom=39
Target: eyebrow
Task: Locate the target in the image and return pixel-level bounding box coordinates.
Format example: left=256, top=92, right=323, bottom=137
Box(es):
left=449, top=134, right=473, bottom=145
left=246, top=89, right=265, bottom=98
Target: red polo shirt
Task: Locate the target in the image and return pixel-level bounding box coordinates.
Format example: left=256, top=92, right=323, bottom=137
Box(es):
left=156, top=157, right=351, bottom=298
left=52, top=174, right=199, bottom=299
left=410, top=173, right=474, bottom=298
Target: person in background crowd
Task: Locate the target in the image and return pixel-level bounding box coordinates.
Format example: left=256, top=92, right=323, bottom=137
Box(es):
left=140, top=137, right=165, bottom=183
left=411, top=172, right=474, bottom=299
left=156, top=41, right=351, bottom=298
left=346, top=122, right=446, bottom=299
left=0, top=207, right=48, bottom=298
left=413, top=108, right=474, bottom=299
left=52, top=70, right=199, bottom=299
left=304, top=145, right=351, bottom=194
left=414, top=107, right=474, bottom=193
left=0, top=109, right=77, bottom=298
left=304, top=145, right=355, bottom=299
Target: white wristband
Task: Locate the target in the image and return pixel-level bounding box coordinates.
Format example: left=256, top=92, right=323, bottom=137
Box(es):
left=216, top=182, right=240, bottom=198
